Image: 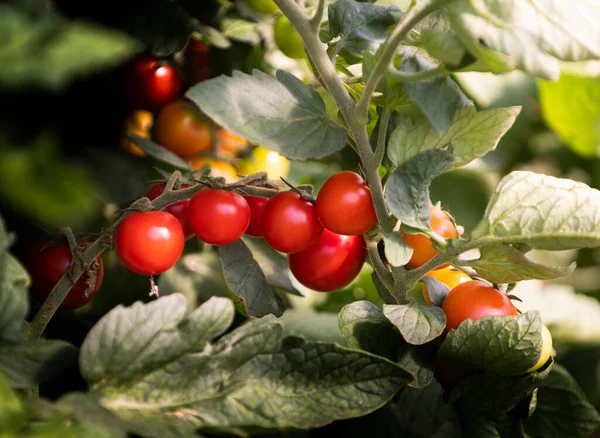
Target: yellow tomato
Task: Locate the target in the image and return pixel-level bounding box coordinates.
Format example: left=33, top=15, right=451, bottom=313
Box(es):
left=121, top=110, right=154, bottom=157
left=526, top=324, right=553, bottom=373
left=235, top=146, right=290, bottom=180
left=422, top=265, right=471, bottom=305
left=189, top=157, right=238, bottom=183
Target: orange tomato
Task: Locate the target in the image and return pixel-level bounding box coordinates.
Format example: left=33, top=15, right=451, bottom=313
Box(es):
left=122, top=110, right=154, bottom=157
left=217, top=128, right=249, bottom=157
left=189, top=157, right=238, bottom=183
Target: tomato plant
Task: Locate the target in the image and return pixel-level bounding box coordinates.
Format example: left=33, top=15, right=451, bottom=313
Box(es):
left=145, top=183, right=193, bottom=237
left=114, top=211, right=185, bottom=275
left=422, top=265, right=471, bottom=305
left=243, top=196, right=269, bottom=237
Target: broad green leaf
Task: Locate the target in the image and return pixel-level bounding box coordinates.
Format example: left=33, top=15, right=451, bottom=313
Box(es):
left=0, top=227, right=28, bottom=343
left=464, top=245, right=576, bottom=284
left=396, top=342, right=437, bottom=388
left=242, top=237, right=296, bottom=293
left=327, top=0, right=402, bottom=59
left=387, top=106, right=521, bottom=169
left=218, top=240, right=285, bottom=317
left=539, top=74, right=600, bottom=157
left=363, top=51, right=415, bottom=112
left=275, top=309, right=345, bottom=344
left=454, top=409, right=524, bottom=438
left=0, top=371, right=25, bottom=434
left=220, top=18, right=260, bottom=45
left=421, top=275, right=450, bottom=306
left=82, top=295, right=412, bottom=433
left=0, top=4, right=139, bottom=90
left=186, top=69, right=348, bottom=160
left=128, top=134, right=193, bottom=171
left=525, top=364, right=600, bottom=438
left=385, top=148, right=454, bottom=230
left=445, top=0, right=600, bottom=80
left=399, top=48, right=472, bottom=132
left=439, top=311, right=543, bottom=376
left=471, top=171, right=600, bottom=250
left=382, top=232, right=413, bottom=267
left=383, top=300, right=446, bottom=345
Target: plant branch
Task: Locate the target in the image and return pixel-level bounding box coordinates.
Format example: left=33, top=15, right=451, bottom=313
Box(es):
left=374, top=106, right=392, bottom=167
left=388, top=64, right=445, bottom=82
left=354, top=0, right=444, bottom=123
left=309, top=0, right=326, bottom=30
left=365, top=237, right=396, bottom=302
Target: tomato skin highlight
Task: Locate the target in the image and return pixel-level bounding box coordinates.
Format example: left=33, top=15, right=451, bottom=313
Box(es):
left=124, top=54, right=183, bottom=112
left=261, top=191, right=324, bottom=254
left=188, top=189, right=251, bottom=245
left=288, top=229, right=366, bottom=292
left=145, top=183, right=193, bottom=238
left=422, top=265, right=471, bottom=305
left=26, top=238, right=104, bottom=309
left=244, top=196, right=269, bottom=237
left=402, top=203, right=457, bottom=269
left=115, top=211, right=184, bottom=276
left=441, top=280, right=518, bottom=337
left=315, top=171, right=377, bottom=236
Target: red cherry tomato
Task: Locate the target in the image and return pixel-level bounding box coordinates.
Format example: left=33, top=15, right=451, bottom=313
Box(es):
left=115, top=211, right=184, bottom=275
left=315, top=171, right=377, bottom=235
left=145, top=183, right=193, bottom=238
left=261, top=191, right=324, bottom=253
left=422, top=265, right=471, bottom=305
left=244, top=196, right=269, bottom=237
left=124, top=54, right=183, bottom=112
left=288, top=229, right=366, bottom=292
left=441, top=280, right=518, bottom=337
left=188, top=189, right=250, bottom=245
left=25, top=238, right=104, bottom=309
left=402, top=203, right=457, bottom=269
left=183, top=39, right=213, bottom=84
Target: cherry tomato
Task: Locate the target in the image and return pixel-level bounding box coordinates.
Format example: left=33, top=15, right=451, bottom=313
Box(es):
left=315, top=171, right=376, bottom=235
left=115, top=211, right=184, bottom=275
left=188, top=189, right=251, bottom=245
left=124, top=54, right=183, bottom=112
left=183, top=39, right=213, bottom=84
left=262, top=191, right=323, bottom=253
left=154, top=100, right=213, bottom=157
left=25, top=238, right=104, bottom=309
left=273, top=15, right=306, bottom=59
left=288, top=229, right=365, bottom=292
left=217, top=128, right=249, bottom=157
left=145, top=183, right=193, bottom=238
left=244, top=196, right=269, bottom=237
left=422, top=265, right=471, bottom=305
left=235, top=146, right=290, bottom=179
left=246, top=0, right=278, bottom=14
left=189, top=157, right=238, bottom=182
left=121, top=109, right=154, bottom=157
left=526, top=324, right=553, bottom=373
left=441, top=280, right=518, bottom=337
left=402, top=203, right=457, bottom=269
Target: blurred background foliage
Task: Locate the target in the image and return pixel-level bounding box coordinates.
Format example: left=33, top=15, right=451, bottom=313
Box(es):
left=3, top=0, right=600, bottom=419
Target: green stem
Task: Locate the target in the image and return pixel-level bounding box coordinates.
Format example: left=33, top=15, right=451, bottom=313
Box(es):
left=388, top=64, right=445, bottom=82
left=365, top=237, right=396, bottom=301
left=374, top=106, right=392, bottom=167
left=309, top=0, right=326, bottom=30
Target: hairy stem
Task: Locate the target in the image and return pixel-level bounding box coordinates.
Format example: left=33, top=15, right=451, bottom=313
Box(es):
left=365, top=238, right=396, bottom=301
left=309, top=0, right=326, bottom=30
left=374, top=106, right=392, bottom=167
left=388, top=64, right=445, bottom=82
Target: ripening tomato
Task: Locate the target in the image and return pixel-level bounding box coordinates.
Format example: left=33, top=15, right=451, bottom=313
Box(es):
left=441, top=280, right=518, bottom=337
left=25, top=238, right=104, bottom=309
left=235, top=146, right=290, bottom=180
left=273, top=15, right=306, bottom=59
left=217, top=128, right=249, bottom=157
left=121, top=110, right=154, bottom=157
left=402, top=203, right=457, bottom=269
left=422, top=265, right=471, bottom=305
left=525, top=324, right=553, bottom=373
left=189, top=157, right=239, bottom=182
left=244, top=196, right=269, bottom=237
left=145, top=183, right=193, bottom=237
left=262, top=191, right=324, bottom=253
left=315, top=171, right=377, bottom=235
left=288, top=229, right=365, bottom=292
left=124, top=54, right=183, bottom=112
left=188, top=189, right=251, bottom=245
left=115, top=211, right=184, bottom=275
left=154, top=100, right=213, bottom=157
left=246, top=0, right=278, bottom=14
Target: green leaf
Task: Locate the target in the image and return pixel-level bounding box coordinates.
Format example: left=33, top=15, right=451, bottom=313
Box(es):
left=0, top=232, right=29, bottom=343
left=421, top=275, right=450, bottom=306
left=383, top=300, right=446, bottom=345
left=439, top=311, right=544, bottom=376
left=387, top=106, right=521, bottom=169
left=242, top=237, right=296, bottom=293
left=0, top=371, right=25, bottom=434
left=396, top=342, right=436, bottom=388
left=82, top=295, right=412, bottom=433
left=538, top=74, right=600, bottom=157
left=524, top=364, right=600, bottom=438
left=471, top=171, right=600, bottom=250
left=128, top=134, right=193, bottom=171
left=446, top=0, right=600, bottom=80
left=363, top=51, right=415, bottom=112
left=220, top=18, right=259, bottom=45
left=186, top=69, right=348, bottom=160
left=382, top=232, right=413, bottom=267
left=218, top=240, right=285, bottom=317
left=464, top=245, right=576, bottom=284
left=0, top=4, right=139, bottom=91
left=275, top=309, right=345, bottom=344
left=385, top=148, right=454, bottom=230
left=327, top=0, right=402, bottom=59
left=399, top=48, right=472, bottom=132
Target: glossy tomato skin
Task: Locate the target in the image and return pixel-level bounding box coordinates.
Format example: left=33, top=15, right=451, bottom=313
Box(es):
left=422, top=265, right=471, bottom=305
left=124, top=54, right=183, bottom=112
left=115, top=211, right=184, bottom=275
left=188, top=189, right=250, bottom=245
left=441, top=280, right=518, bottom=337
left=288, top=229, right=366, bottom=292
left=316, top=171, right=377, bottom=235
left=154, top=100, right=212, bottom=157
left=262, top=191, right=324, bottom=253
left=526, top=324, right=553, bottom=373
left=244, top=196, right=269, bottom=237
left=26, top=238, right=104, bottom=309
left=145, top=183, right=193, bottom=238
left=403, top=203, right=457, bottom=269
